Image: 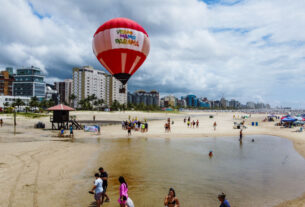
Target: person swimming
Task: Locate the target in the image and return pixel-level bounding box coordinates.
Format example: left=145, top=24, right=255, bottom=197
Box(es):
left=164, top=188, right=180, bottom=207
left=209, top=151, right=213, bottom=158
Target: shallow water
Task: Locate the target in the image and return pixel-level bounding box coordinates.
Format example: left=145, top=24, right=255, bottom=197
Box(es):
left=83, top=135, right=305, bottom=207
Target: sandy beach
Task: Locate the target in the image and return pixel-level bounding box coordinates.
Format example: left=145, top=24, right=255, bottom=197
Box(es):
left=0, top=111, right=304, bottom=207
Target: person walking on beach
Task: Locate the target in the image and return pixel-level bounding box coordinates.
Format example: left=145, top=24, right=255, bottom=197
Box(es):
left=69, top=125, right=73, bottom=138
left=89, top=173, right=104, bottom=207
left=118, top=176, right=128, bottom=207
left=192, top=120, right=195, bottom=128
left=127, top=125, right=131, bottom=136
left=0, top=118, right=3, bottom=127
left=239, top=129, right=243, bottom=141
left=218, top=192, right=231, bottom=207
left=93, top=115, right=96, bottom=122
left=213, top=121, right=217, bottom=131
left=99, top=167, right=110, bottom=202
left=164, top=188, right=180, bottom=207
left=196, top=120, right=199, bottom=128
left=184, top=117, right=186, bottom=123
left=145, top=122, right=148, bottom=132
left=187, top=120, right=190, bottom=128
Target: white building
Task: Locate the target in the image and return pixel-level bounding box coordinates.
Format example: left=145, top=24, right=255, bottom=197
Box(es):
left=0, top=96, right=30, bottom=108
left=72, top=66, right=127, bottom=108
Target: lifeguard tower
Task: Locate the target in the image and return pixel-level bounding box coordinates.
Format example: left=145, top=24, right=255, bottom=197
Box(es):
left=47, top=104, right=82, bottom=130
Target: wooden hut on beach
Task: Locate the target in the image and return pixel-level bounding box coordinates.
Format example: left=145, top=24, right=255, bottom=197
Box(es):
left=47, top=104, right=82, bottom=130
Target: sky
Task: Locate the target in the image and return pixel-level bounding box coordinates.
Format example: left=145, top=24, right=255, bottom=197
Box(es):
left=0, top=0, right=305, bottom=108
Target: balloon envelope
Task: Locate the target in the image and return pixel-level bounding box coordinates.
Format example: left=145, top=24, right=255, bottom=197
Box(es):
left=93, top=17, right=150, bottom=85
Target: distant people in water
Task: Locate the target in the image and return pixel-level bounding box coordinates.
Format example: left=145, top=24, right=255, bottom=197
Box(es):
left=239, top=129, right=243, bottom=141
left=218, top=192, right=231, bottom=207
left=164, top=188, right=180, bottom=207
left=213, top=122, right=217, bottom=131
left=209, top=151, right=213, bottom=158
left=252, top=139, right=255, bottom=142
left=127, top=126, right=131, bottom=136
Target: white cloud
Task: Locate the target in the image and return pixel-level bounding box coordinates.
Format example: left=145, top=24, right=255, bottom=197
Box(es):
left=0, top=0, right=304, bottom=108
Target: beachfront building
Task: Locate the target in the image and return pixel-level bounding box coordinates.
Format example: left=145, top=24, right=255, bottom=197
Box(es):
left=246, top=102, right=256, bottom=109
left=13, top=66, right=46, bottom=99
left=161, top=95, right=177, bottom=107
left=106, top=74, right=128, bottom=106
left=72, top=66, right=127, bottom=108
left=72, top=66, right=107, bottom=108
left=128, top=90, right=160, bottom=106
left=0, top=69, right=15, bottom=95
left=0, top=96, right=30, bottom=108
left=55, top=79, right=72, bottom=104
left=184, top=95, right=197, bottom=107
left=229, top=99, right=240, bottom=109
left=198, top=99, right=210, bottom=108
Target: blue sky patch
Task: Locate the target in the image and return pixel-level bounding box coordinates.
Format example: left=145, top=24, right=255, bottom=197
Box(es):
left=27, top=1, right=50, bottom=19
left=201, top=0, right=244, bottom=6
left=210, top=27, right=251, bottom=34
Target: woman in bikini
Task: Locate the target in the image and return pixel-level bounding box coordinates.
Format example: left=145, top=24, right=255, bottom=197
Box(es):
left=164, top=188, right=180, bottom=207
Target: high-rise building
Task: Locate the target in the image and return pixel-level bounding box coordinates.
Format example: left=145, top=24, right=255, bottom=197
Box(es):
left=13, top=66, right=45, bottom=99
left=128, top=90, right=160, bottom=106
left=107, top=74, right=128, bottom=106
left=0, top=70, right=14, bottom=95
left=55, top=79, right=72, bottom=104
left=162, top=95, right=176, bottom=107
left=184, top=95, right=197, bottom=107
left=72, top=66, right=127, bottom=108
left=72, top=66, right=107, bottom=107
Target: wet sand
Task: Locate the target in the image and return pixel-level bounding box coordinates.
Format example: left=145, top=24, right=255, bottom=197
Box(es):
left=0, top=111, right=305, bottom=207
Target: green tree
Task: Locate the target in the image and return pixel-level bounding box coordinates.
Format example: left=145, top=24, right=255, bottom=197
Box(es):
left=69, top=94, right=77, bottom=106
left=12, top=98, right=25, bottom=111
left=29, top=96, right=39, bottom=109
left=3, top=102, right=10, bottom=108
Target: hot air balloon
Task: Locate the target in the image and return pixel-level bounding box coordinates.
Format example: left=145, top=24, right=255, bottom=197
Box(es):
left=92, top=18, right=150, bottom=93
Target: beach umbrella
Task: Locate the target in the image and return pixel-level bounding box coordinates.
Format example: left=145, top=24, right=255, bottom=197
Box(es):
left=281, top=117, right=297, bottom=122
left=295, top=117, right=304, bottom=121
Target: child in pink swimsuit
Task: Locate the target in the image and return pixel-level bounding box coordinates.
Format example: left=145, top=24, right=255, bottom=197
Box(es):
left=118, top=176, right=128, bottom=206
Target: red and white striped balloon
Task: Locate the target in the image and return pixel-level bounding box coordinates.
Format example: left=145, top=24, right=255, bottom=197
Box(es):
left=93, top=17, right=150, bottom=85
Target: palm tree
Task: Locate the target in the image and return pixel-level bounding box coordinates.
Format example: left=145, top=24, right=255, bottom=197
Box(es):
left=12, top=98, right=25, bottom=111
left=29, top=96, right=39, bottom=109
left=69, top=94, right=77, bottom=107
left=3, top=102, right=10, bottom=108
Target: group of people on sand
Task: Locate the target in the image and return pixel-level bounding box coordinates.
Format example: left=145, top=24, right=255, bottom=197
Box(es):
left=58, top=125, right=74, bottom=138
left=122, top=119, right=149, bottom=136
left=89, top=167, right=134, bottom=207
left=89, top=168, right=230, bottom=207
left=184, top=117, right=200, bottom=128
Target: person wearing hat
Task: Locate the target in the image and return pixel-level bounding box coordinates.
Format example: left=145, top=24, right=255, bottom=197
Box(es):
left=218, top=192, right=231, bottom=207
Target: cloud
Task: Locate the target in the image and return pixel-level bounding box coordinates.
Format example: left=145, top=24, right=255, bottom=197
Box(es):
left=0, top=0, right=305, bottom=108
